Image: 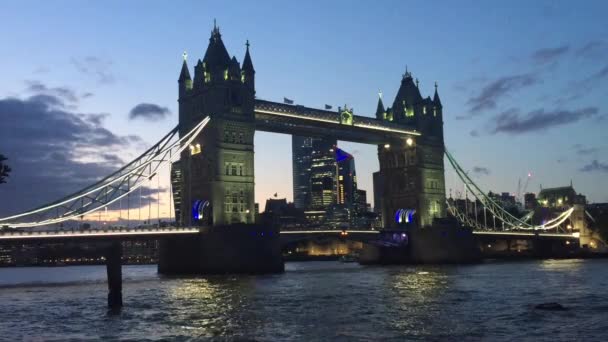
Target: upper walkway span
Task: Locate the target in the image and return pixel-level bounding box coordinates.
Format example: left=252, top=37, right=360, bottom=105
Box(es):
left=254, top=99, right=419, bottom=144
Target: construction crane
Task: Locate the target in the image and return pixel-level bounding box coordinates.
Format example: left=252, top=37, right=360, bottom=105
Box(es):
left=516, top=172, right=533, bottom=205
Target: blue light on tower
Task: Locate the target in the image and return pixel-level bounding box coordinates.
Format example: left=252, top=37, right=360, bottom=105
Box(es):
left=192, top=200, right=210, bottom=221
left=395, top=209, right=416, bottom=224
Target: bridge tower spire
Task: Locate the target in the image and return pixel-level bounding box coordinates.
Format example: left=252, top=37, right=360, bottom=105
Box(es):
left=375, top=91, right=385, bottom=120
left=242, top=40, right=255, bottom=91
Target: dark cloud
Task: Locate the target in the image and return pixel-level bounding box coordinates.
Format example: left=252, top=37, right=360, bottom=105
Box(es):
left=573, top=144, right=599, bottom=156
left=25, top=80, right=80, bottom=104
left=587, top=64, right=608, bottom=82
left=579, top=160, right=608, bottom=173
left=129, top=103, right=171, bottom=121
left=466, top=73, right=539, bottom=114
left=576, top=40, right=608, bottom=60
left=490, top=107, right=599, bottom=135
left=0, top=94, right=142, bottom=216
left=472, top=166, right=490, bottom=176
left=71, top=56, right=115, bottom=84
left=531, top=45, right=569, bottom=64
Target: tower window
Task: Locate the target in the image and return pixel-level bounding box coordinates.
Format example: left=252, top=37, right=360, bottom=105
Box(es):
left=423, top=106, right=427, bottom=114
left=433, top=107, right=437, bottom=117
left=224, top=69, right=229, bottom=81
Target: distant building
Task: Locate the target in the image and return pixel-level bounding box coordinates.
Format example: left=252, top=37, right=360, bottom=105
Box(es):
left=355, top=189, right=369, bottom=214
left=538, top=184, right=586, bottom=208
left=335, top=147, right=357, bottom=207
left=261, top=198, right=305, bottom=228
left=524, top=193, right=537, bottom=210
left=292, top=136, right=314, bottom=209
left=373, top=171, right=383, bottom=214
left=309, top=139, right=337, bottom=209
left=170, top=160, right=182, bottom=225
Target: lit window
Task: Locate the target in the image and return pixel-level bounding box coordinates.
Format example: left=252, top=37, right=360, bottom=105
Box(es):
left=224, top=69, right=229, bottom=80
left=423, top=106, right=427, bottom=114
left=433, top=107, right=437, bottom=117
left=241, top=71, right=246, bottom=83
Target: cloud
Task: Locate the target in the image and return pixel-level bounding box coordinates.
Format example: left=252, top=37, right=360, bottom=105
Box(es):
left=0, top=93, right=142, bottom=216
left=573, top=144, right=599, bottom=156
left=25, top=80, right=80, bottom=104
left=531, top=45, right=569, bottom=64
left=71, top=56, right=115, bottom=84
left=466, top=73, right=539, bottom=114
left=490, top=107, right=599, bottom=135
left=579, top=160, right=608, bottom=173
left=576, top=40, right=608, bottom=60
left=470, top=130, right=479, bottom=137
left=472, top=166, right=490, bottom=176
left=129, top=103, right=171, bottom=121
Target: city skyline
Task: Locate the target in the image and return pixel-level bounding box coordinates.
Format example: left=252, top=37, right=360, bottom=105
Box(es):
left=1, top=1, right=608, bottom=219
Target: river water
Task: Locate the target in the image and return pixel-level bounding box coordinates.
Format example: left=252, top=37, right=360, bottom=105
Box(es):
left=0, top=260, right=606, bottom=341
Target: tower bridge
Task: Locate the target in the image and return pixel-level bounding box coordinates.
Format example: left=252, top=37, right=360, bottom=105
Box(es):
left=0, top=23, right=599, bottom=309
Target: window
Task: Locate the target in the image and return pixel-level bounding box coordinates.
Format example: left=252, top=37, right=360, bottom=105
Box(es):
left=225, top=163, right=230, bottom=175
left=423, top=106, right=427, bottom=114
left=238, top=133, right=244, bottom=144
left=433, top=107, right=437, bottom=117
left=231, top=165, right=237, bottom=176
left=239, top=165, right=243, bottom=176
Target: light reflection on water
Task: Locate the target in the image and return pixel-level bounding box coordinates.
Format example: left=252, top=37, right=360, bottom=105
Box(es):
left=0, top=260, right=607, bottom=341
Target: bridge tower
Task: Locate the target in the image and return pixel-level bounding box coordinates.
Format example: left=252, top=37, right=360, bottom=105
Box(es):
left=377, top=73, right=446, bottom=228
left=176, top=24, right=256, bottom=227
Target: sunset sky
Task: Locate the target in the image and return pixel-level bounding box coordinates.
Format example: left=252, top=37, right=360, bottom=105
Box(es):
left=1, top=1, right=607, bottom=220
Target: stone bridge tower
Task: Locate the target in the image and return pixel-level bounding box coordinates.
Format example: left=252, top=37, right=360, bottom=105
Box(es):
left=377, top=73, right=446, bottom=229
left=176, top=24, right=256, bottom=227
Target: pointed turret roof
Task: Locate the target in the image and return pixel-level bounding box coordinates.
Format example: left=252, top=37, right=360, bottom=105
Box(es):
left=375, top=92, right=385, bottom=119
left=179, top=59, right=191, bottom=81
left=433, top=82, right=442, bottom=106
left=229, top=56, right=241, bottom=78
left=394, top=72, right=423, bottom=105
left=203, top=23, right=231, bottom=69
left=242, top=40, right=255, bottom=73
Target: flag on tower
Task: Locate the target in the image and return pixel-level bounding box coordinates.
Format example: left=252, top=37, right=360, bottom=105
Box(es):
left=324, top=104, right=332, bottom=110
left=283, top=97, right=294, bottom=104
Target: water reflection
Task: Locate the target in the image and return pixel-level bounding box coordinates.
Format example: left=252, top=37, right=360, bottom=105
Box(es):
left=0, top=261, right=606, bottom=340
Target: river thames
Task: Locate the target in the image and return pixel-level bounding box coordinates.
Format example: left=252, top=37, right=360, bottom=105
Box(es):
left=0, top=259, right=606, bottom=341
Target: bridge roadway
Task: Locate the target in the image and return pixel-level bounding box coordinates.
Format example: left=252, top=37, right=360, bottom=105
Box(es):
left=0, top=227, right=576, bottom=244
left=254, top=100, right=420, bottom=144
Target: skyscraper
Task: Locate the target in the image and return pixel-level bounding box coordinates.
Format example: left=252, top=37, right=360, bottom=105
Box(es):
left=309, top=138, right=337, bottom=209
left=335, top=147, right=356, bottom=207
left=292, top=136, right=337, bottom=209
left=292, top=136, right=314, bottom=209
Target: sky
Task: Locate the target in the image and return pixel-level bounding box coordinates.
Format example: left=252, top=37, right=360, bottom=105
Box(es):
left=1, top=0, right=607, bottom=219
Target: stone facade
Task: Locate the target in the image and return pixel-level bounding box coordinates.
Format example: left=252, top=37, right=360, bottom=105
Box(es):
left=176, top=25, right=256, bottom=227
left=376, top=73, right=446, bottom=228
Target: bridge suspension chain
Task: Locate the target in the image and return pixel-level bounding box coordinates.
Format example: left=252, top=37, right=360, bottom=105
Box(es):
left=444, top=149, right=573, bottom=231
left=0, top=117, right=211, bottom=228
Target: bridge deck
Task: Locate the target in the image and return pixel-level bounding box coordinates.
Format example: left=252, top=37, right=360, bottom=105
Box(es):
left=0, top=228, right=575, bottom=243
